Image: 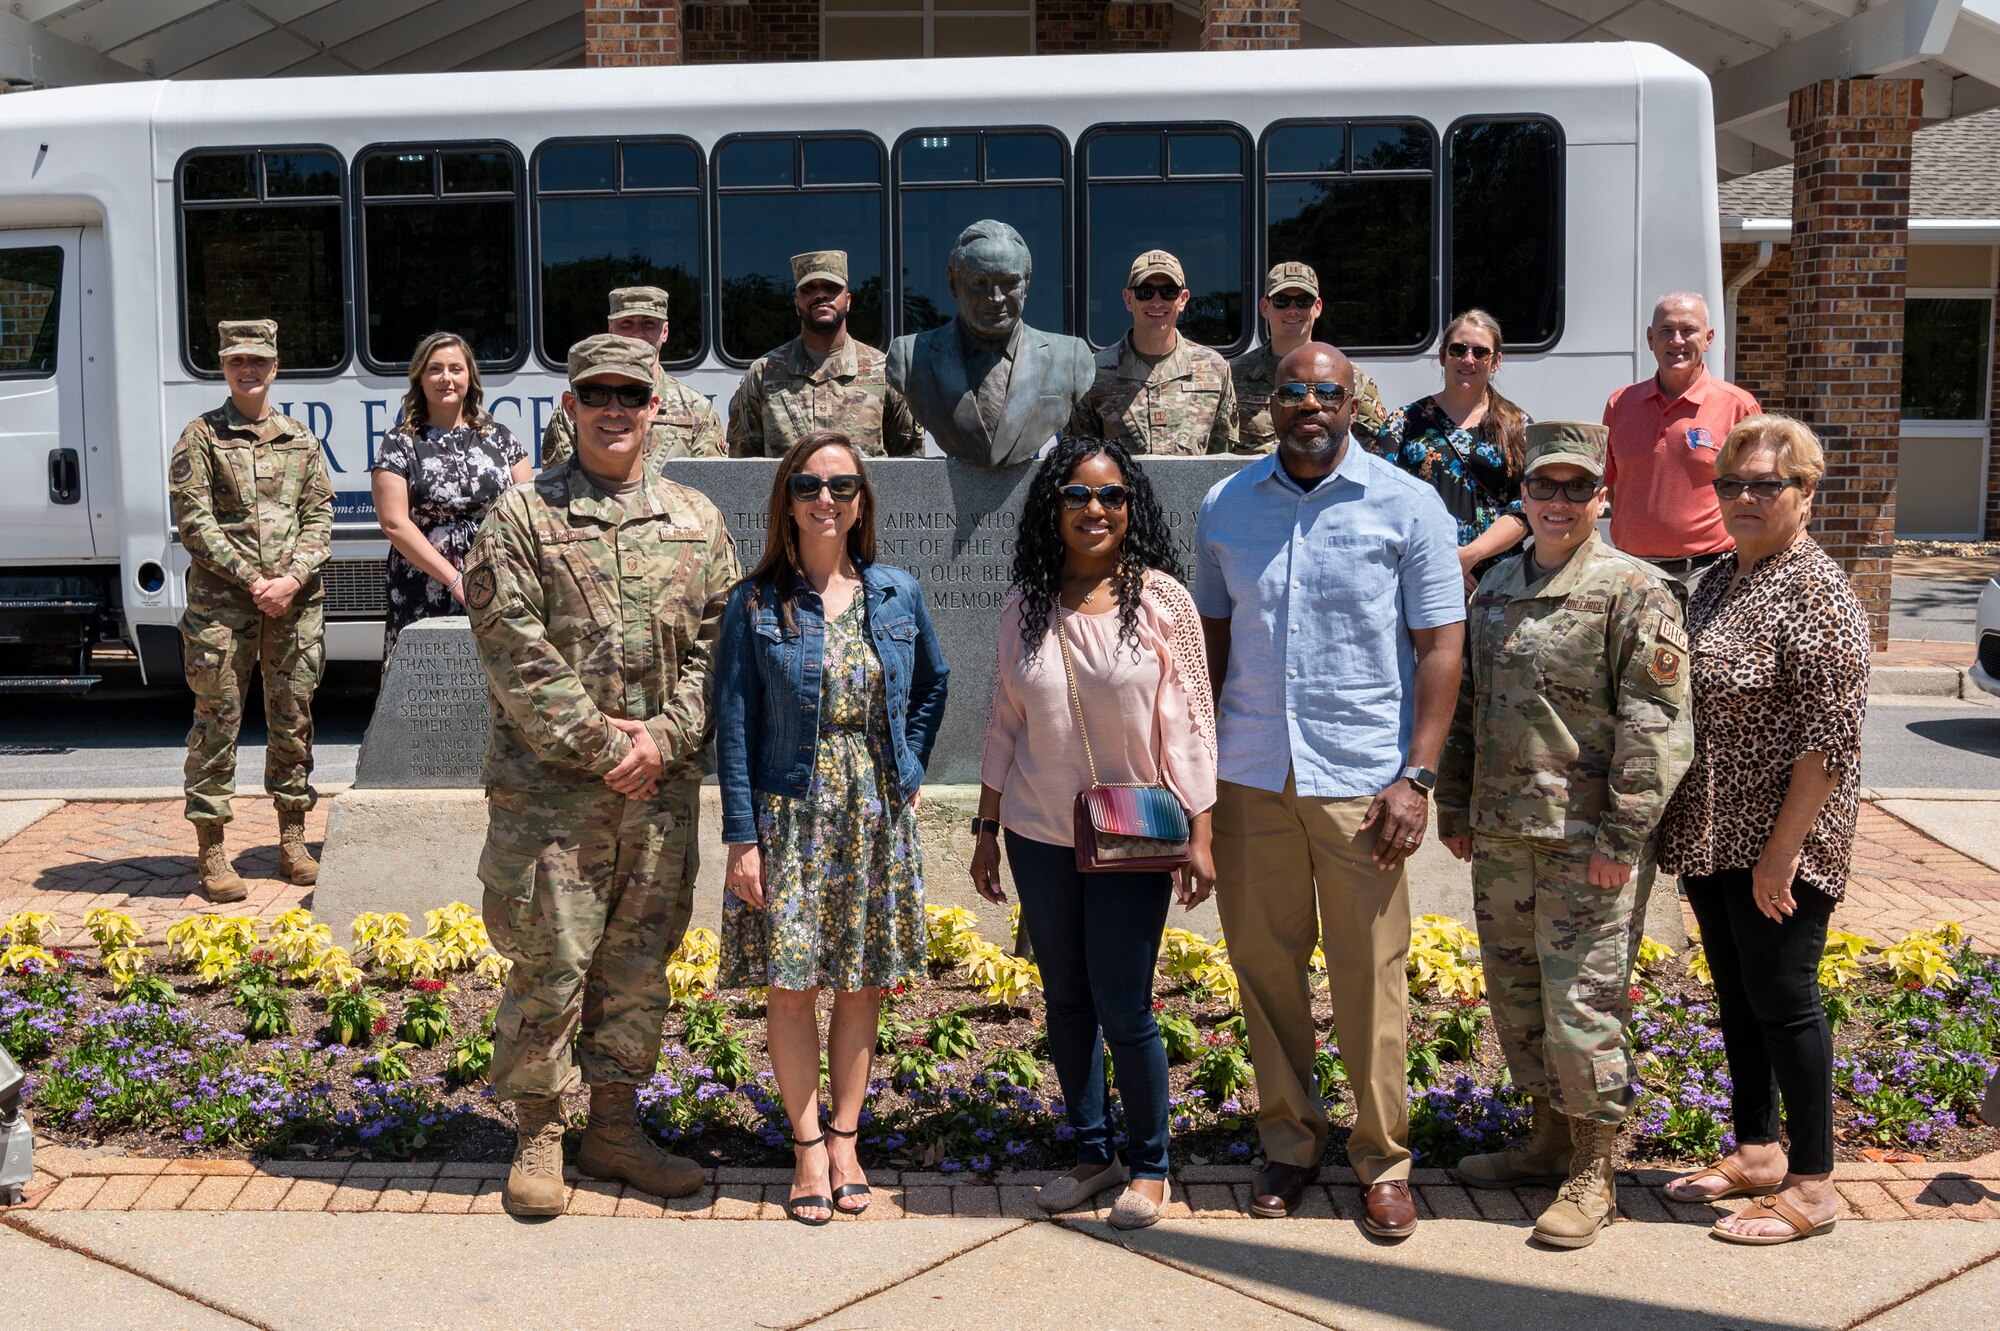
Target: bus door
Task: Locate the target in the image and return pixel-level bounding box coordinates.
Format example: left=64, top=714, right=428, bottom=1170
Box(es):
left=0, top=229, right=91, bottom=559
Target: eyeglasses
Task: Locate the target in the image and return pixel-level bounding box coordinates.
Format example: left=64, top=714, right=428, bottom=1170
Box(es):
left=574, top=383, right=652, bottom=409
left=1130, top=282, right=1182, bottom=302
left=1523, top=476, right=1603, bottom=503
left=1058, top=483, right=1129, bottom=511
left=1712, top=477, right=1803, bottom=502
left=787, top=472, right=864, bottom=503
left=1271, top=381, right=1351, bottom=408
left=1444, top=342, right=1496, bottom=362
left=1267, top=294, right=1315, bottom=311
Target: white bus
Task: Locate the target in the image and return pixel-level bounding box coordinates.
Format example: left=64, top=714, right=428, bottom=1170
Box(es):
left=0, top=43, right=1719, bottom=688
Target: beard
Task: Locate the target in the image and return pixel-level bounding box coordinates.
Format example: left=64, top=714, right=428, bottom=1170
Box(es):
left=1278, top=417, right=1346, bottom=463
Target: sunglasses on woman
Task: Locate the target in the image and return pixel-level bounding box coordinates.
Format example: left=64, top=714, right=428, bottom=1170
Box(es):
left=787, top=472, right=864, bottom=503
left=1523, top=476, right=1603, bottom=502
left=1058, top=483, right=1129, bottom=511
left=1130, top=282, right=1182, bottom=302
left=1444, top=342, right=1496, bottom=362
left=1270, top=381, right=1351, bottom=408
left=1711, top=477, right=1803, bottom=502
left=574, top=383, right=653, bottom=409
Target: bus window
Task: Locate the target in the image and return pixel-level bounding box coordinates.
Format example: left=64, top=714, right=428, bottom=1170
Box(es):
left=715, top=135, right=886, bottom=365
left=0, top=247, right=61, bottom=378
left=897, top=129, right=1067, bottom=336
left=1081, top=126, right=1248, bottom=352
left=536, top=138, right=705, bottom=370
left=1448, top=118, right=1563, bottom=349
left=1263, top=120, right=1433, bottom=353
left=357, top=144, right=522, bottom=371
left=179, top=148, right=346, bottom=376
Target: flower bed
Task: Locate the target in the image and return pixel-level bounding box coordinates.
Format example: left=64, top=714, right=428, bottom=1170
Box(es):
left=1, top=907, right=1993, bottom=1173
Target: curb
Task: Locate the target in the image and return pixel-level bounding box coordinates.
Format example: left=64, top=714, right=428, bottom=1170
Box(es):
left=1870, top=665, right=1976, bottom=699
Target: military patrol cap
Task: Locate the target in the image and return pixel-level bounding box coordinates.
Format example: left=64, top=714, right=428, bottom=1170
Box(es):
left=1523, top=421, right=1609, bottom=478
left=607, top=286, right=670, bottom=320
left=1264, top=262, right=1320, bottom=299
left=1128, top=250, right=1185, bottom=288
left=791, top=250, right=849, bottom=290
left=217, top=319, right=278, bottom=360
left=567, top=333, right=657, bottom=386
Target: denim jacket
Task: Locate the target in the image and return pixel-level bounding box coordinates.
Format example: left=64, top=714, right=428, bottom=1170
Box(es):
left=716, top=561, right=949, bottom=844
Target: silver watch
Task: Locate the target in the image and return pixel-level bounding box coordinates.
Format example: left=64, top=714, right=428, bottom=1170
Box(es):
left=1400, top=765, right=1437, bottom=796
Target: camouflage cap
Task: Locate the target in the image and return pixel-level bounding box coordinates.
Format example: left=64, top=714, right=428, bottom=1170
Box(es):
left=567, top=333, right=657, bottom=386
left=607, top=286, right=670, bottom=320
left=1264, top=261, right=1320, bottom=298
left=217, top=319, right=278, bottom=360
left=1523, top=421, right=1609, bottom=478
left=1128, top=250, right=1185, bottom=288
left=791, top=250, right=849, bottom=289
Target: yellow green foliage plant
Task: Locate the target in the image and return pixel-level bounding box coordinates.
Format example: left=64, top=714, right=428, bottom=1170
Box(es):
left=2, top=911, right=59, bottom=948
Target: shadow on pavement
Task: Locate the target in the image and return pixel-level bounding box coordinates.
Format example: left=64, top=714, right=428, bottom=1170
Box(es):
left=1906, top=716, right=2000, bottom=760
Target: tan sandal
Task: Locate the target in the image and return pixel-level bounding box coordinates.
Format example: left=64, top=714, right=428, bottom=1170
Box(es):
left=1665, top=1155, right=1783, bottom=1203
left=1711, top=1193, right=1836, bottom=1246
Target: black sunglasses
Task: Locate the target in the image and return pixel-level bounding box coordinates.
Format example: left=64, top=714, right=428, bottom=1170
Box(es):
left=788, top=472, right=864, bottom=503
left=574, top=383, right=652, bottom=409
left=1712, top=477, right=1803, bottom=502
left=1523, top=476, right=1603, bottom=503
left=1058, top=483, right=1129, bottom=511
left=1445, top=342, right=1496, bottom=362
left=1267, top=294, right=1315, bottom=310
left=1271, top=381, right=1351, bottom=408
left=1130, top=282, right=1182, bottom=302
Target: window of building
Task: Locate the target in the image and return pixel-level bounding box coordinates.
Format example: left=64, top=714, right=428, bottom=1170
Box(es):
left=823, top=0, right=1033, bottom=60
left=357, top=144, right=522, bottom=371
left=1262, top=120, right=1433, bottom=352
left=1447, top=118, right=1562, bottom=349
left=179, top=148, right=346, bottom=375
left=1080, top=126, right=1249, bottom=351
left=714, top=135, right=887, bottom=365
left=535, top=138, right=704, bottom=369
left=897, top=129, right=1067, bottom=335
left=1903, top=296, right=1993, bottom=421
left=0, top=247, right=61, bottom=378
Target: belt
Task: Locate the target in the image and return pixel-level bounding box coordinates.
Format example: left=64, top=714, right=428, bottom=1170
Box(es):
left=1646, top=552, right=1727, bottom=576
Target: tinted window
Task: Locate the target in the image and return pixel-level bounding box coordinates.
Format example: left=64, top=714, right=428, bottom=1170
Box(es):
left=180, top=149, right=347, bottom=374
left=536, top=138, right=706, bottom=368
left=897, top=129, right=1067, bottom=334
left=1449, top=118, right=1562, bottom=347
left=1904, top=298, right=1993, bottom=421
left=716, top=136, right=885, bottom=363
left=0, top=247, right=61, bottom=377
left=363, top=153, right=432, bottom=197
left=359, top=145, right=521, bottom=368
left=1264, top=120, right=1434, bottom=351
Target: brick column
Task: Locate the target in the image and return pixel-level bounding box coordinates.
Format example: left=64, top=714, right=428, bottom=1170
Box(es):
left=585, top=1, right=682, bottom=67
left=1783, top=79, right=1920, bottom=646
left=1038, top=3, right=1173, bottom=53
left=1200, top=0, right=1299, bottom=50
left=1722, top=241, right=1793, bottom=410
left=684, top=1, right=817, bottom=64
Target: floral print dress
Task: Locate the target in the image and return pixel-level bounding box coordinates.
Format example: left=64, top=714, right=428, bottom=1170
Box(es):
left=1369, top=396, right=1529, bottom=549
left=371, top=420, right=526, bottom=661
left=721, top=596, right=926, bottom=991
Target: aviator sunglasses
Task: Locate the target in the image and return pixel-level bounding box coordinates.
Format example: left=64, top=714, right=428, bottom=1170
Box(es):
left=788, top=472, right=864, bottom=503
left=1059, top=483, right=1130, bottom=511
left=1130, top=282, right=1182, bottom=302
left=1445, top=342, right=1496, bottom=362
left=1270, top=381, right=1352, bottom=408
left=1523, top=476, right=1603, bottom=502
left=574, top=383, right=653, bottom=409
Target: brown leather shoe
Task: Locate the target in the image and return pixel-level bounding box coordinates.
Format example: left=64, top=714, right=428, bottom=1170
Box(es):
left=1249, top=1161, right=1320, bottom=1218
left=1362, top=1180, right=1418, bottom=1238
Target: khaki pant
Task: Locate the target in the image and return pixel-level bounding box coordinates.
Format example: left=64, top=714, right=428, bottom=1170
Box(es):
left=1215, top=773, right=1411, bottom=1184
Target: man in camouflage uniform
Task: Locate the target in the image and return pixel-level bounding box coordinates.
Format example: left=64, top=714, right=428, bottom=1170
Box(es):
left=1436, top=421, right=1693, bottom=1249
left=726, top=250, right=922, bottom=457
left=1069, top=250, right=1237, bottom=455
left=465, top=333, right=740, bottom=1217
left=1230, top=262, right=1393, bottom=455
left=170, top=319, right=333, bottom=903
left=541, top=286, right=725, bottom=468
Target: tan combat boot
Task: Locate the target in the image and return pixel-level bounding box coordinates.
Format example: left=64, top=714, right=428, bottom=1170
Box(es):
left=194, top=824, right=248, bottom=904
left=576, top=1083, right=704, bottom=1199
left=504, top=1096, right=568, bottom=1217
left=1455, top=1096, right=1573, bottom=1188
left=1533, top=1118, right=1619, bottom=1248
left=276, top=809, right=319, bottom=885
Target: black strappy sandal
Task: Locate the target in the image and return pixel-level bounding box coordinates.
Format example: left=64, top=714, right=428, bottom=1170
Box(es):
left=787, top=1130, right=833, bottom=1227
left=825, top=1123, right=871, bottom=1215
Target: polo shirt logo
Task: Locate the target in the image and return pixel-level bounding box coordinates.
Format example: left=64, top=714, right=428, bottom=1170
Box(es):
left=1686, top=427, right=1716, bottom=451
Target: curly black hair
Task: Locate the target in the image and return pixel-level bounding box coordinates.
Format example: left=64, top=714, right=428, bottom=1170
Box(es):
left=1012, top=436, right=1187, bottom=659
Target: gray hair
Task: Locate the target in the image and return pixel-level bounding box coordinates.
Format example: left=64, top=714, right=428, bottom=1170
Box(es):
left=947, top=220, right=1033, bottom=282
left=1651, top=291, right=1712, bottom=327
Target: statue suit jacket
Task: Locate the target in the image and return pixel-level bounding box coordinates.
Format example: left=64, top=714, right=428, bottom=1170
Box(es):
left=887, top=320, right=1096, bottom=469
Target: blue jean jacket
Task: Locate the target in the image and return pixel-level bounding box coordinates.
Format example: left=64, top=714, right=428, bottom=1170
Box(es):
left=715, top=562, right=949, bottom=844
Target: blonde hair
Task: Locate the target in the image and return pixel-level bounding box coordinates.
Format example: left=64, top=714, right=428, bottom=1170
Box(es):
left=1716, top=413, right=1825, bottom=491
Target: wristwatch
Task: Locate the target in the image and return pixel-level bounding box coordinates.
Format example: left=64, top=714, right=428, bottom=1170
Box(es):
left=970, top=816, right=1001, bottom=838
left=1400, top=765, right=1438, bottom=797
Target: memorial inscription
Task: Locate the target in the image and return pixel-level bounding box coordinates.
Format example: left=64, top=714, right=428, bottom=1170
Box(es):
left=354, top=618, right=489, bottom=789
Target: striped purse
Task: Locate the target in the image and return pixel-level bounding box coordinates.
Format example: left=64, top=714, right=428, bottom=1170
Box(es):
left=1056, top=609, right=1191, bottom=874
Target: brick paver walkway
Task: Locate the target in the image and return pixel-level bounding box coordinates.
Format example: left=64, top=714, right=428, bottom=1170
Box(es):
left=1840, top=804, right=2000, bottom=949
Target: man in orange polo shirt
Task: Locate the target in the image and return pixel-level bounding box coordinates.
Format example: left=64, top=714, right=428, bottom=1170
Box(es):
left=1602, top=292, right=1760, bottom=586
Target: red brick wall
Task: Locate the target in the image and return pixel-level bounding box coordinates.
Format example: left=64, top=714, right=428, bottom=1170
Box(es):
left=585, top=1, right=682, bottom=67
left=1989, top=296, right=2000, bottom=540
left=1200, top=0, right=1299, bottom=50
left=685, top=1, right=817, bottom=64
left=1723, top=240, right=1792, bottom=409
left=1784, top=78, right=1921, bottom=646
left=1038, top=3, right=1174, bottom=53
left=0, top=280, right=54, bottom=369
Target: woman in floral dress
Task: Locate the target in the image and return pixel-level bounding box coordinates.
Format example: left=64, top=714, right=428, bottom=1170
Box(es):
left=370, top=331, right=530, bottom=663
left=715, top=431, right=949, bottom=1225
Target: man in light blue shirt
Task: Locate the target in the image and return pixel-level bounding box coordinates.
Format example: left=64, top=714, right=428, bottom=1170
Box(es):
left=1195, top=342, right=1464, bottom=1238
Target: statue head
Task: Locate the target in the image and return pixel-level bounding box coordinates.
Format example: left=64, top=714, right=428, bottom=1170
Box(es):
left=946, top=220, right=1032, bottom=343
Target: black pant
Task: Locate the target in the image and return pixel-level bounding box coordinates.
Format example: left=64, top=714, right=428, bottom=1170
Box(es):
left=1682, top=868, right=1836, bottom=1174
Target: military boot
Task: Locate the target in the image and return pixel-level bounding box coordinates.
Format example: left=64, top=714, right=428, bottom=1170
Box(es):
left=1456, top=1097, right=1573, bottom=1188
left=505, top=1096, right=568, bottom=1217
left=576, top=1083, right=704, bottom=1199
left=1533, top=1118, right=1619, bottom=1249
left=276, top=809, right=319, bottom=885
left=194, top=824, right=248, bottom=904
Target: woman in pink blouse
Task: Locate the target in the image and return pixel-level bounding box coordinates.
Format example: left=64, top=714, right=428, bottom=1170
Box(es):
left=972, top=436, right=1217, bottom=1231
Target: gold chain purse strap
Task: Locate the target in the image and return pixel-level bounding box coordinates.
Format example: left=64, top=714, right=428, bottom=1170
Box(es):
left=1055, top=607, right=1166, bottom=793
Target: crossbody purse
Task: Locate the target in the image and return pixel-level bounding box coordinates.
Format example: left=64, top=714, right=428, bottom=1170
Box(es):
left=1055, top=608, right=1192, bottom=873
